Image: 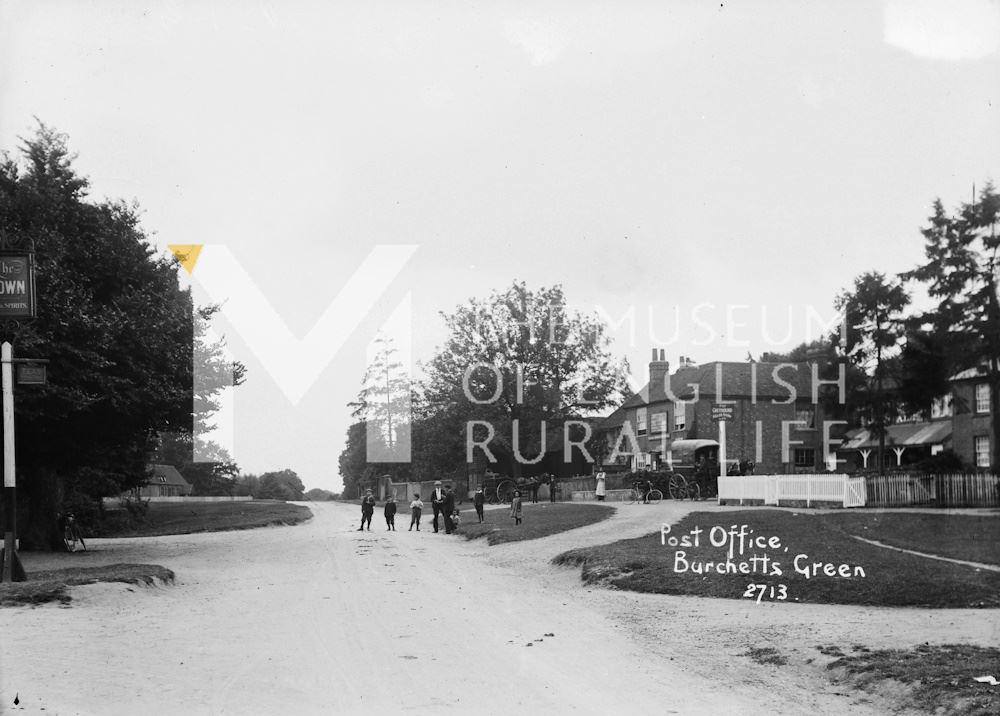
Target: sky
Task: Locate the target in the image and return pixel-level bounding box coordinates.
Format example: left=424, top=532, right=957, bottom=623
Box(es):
left=1, top=1, right=998, bottom=492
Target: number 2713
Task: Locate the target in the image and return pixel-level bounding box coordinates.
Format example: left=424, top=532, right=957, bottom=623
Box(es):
left=742, top=583, right=788, bottom=603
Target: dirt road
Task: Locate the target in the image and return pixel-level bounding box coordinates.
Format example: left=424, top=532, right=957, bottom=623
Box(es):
left=1, top=502, right=996, bottom=715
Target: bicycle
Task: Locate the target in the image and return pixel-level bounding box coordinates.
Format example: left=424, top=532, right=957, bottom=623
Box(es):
left=63, top=514, right=87, bottom=553
left=619, top=484, right=663, bottom=504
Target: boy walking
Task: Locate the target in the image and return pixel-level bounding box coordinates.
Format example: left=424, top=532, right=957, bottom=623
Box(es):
left=409, top=494, right=423, bottom=531
left=384, top=494, right=397, bottom=531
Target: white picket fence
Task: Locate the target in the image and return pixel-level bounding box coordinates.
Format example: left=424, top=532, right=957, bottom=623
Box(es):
left=102, top=495, right=255, bottom=506
left=718, top=474, right=867, bottom=508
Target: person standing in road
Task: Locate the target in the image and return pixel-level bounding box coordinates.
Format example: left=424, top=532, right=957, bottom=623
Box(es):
left=442, top=486, right=457, bottom=534
left=359, top=489, right=375, bottom=531
left=431, top=480, right=445, bottom=533
left=384, top=493, right=397, bottom=531
left=548, top=476, right=557, bottom=503
left=595, top=472, right=606, bottom=502
left=473, top=486, right=485, bottom=523
left=409, top=493, right=423, bottom=531
left=510, top=490, right=523, bottom=526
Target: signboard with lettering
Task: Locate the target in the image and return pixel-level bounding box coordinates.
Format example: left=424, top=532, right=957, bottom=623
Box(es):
left=0, top=254, right=35, bottom=320
left=16, top=363, right=46, bottom=385
left=711, top=404, right=735, bottom=421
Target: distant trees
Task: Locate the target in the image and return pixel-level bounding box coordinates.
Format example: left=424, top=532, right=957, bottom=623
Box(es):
left=337, top=282, right=629, bottom=489
left=234, top=470, right=305, bottom=501
left=255, top=470, right=305, bottom=501
left=419, top=282, right=627, bottom=478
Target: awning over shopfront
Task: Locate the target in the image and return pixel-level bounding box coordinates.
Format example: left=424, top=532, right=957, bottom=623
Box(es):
left=840, top=421, right=952, bottom=450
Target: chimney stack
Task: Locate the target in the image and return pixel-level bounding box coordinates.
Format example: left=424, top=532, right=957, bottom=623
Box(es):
left=649, top=348, right=670, bottom=402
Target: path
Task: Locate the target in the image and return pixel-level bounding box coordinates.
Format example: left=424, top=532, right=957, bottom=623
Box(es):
left=0, top=501, right=996, bottom=715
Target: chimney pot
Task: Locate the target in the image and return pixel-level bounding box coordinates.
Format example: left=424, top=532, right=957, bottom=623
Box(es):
left=651, top=348, right=657, bottom=361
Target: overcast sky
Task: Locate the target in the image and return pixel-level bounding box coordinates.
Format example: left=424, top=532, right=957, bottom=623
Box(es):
left=2, top=1, right=998, bottom=491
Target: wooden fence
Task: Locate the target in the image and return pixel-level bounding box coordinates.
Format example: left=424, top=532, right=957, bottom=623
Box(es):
left=864, top=473, right=999, bottom=508
left=718, top=474, right=866, bottom=508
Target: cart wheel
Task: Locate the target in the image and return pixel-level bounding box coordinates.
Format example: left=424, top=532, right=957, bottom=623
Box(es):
left=647, top=489, right=663, bottom=504
left=496, top=480, right=515, bottom=504
left=687, top=481, right=701, bottom=501
left=667, top=474, right=685, bottom=500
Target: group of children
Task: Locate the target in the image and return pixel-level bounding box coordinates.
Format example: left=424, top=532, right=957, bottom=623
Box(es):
left=360, top=491, right=462, bottom=532
left=358, top=485, right=525, bottom=531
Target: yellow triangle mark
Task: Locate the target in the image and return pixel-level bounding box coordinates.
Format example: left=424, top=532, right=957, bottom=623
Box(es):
left=168, top=244, right=204, bottom=274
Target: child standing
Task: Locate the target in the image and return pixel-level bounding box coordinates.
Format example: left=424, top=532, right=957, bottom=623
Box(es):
left=473, top=486, right=485, bottom=523
left=409, top=493, right=423, bottom=531
left=384, top=494, right=397, bottom=531
left=510, top=490, right=523, bottom=526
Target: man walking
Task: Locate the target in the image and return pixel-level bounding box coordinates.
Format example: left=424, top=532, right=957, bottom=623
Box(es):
left=430, top=480, right=445, bottom=533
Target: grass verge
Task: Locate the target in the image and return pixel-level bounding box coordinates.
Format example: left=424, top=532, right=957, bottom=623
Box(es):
left=99, top=501, right=312, bottom=537
left=458, top=503, right=613, bottom=545
left=552, top=510, right=1000, bottom=607
left=823, top=643, right=1000, bottom=716
left=0, top=564, right=174, bottom=607
left=817, top=512, right=1000, bottom=566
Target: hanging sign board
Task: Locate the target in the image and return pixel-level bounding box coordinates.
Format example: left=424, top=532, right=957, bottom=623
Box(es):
left=16, top=363, right=46, bottom=385
left=0, top=253, right=36, bottom=320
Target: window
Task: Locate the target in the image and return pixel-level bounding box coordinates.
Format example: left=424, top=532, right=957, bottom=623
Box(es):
left=794, top=408, right=815, bottom=429
left=793, top=448, right=815, bottom=467
left=649, top=411, right=667, bottom=435
left=674, top=402, right=686, bottom=431
left=976, top=383, right=991, bottom=414
left=931, top=395, right=953, bottom=419
left=636, top=407, right=647, bottom=435
left=975, top=436, right=990, bottom=468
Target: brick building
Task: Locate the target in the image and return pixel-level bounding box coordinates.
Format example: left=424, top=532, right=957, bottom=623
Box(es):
left=598, top=350, right=841, bottom=474
left=950, top=366, right=994, bottom=469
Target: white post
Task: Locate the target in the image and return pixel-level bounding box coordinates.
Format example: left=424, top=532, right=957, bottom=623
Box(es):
left=2, top=341, right=15, bottom=582
left=718, top=420, right=727, bottom=480
left=2, top=342, right=12, bottom=490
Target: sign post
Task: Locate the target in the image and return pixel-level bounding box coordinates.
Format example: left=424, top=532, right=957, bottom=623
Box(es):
left=0, top=232, right=36, bottom=583
left=711, top=404, right=735, bottom=483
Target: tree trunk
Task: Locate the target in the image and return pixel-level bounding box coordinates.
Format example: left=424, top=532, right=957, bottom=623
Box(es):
left=18, top=467, right=66, bottom=551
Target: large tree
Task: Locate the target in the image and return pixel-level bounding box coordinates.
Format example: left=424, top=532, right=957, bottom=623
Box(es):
left=422, top=282, right=628, bottom=478
left=0, top=122, right=234, bottom=548
left=834, top=271, right=910, bottom=474
left=903, top=182, right=1000, bottom=468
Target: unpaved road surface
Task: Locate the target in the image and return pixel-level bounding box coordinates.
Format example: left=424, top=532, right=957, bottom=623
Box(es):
left=1, top=501, right=996, bottom=715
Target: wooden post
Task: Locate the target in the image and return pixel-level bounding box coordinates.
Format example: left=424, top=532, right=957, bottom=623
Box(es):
left=1, top=341, right=25, bottom=582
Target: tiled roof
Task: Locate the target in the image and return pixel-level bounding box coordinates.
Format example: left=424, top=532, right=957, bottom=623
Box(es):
left=621, top=361, right=818, bottom=407
left=950, top=365, right=989, bottom=381
left=150, top=464, right=192, bottom=488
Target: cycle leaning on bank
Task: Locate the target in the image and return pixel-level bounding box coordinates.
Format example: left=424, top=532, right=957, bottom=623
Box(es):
left=619, top=481, right=663, bottom=505
left=62, top=513, right=87, bottom=553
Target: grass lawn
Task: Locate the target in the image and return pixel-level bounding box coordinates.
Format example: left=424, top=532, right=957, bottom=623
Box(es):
left=99, top=500, right=312, bottom=537
left=457, top=502, right=613, bottom=545
left=822, top=643, right=1000, bottom=716
left=0, top=564, right=174, bottom=607
left=816, top=512, right=1000, bottom=566
left=552, top=510, right=1000, bottom=607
